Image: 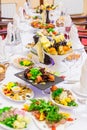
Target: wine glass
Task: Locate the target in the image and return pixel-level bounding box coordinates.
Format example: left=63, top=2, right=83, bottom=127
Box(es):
left=4, top=27, right=21, bottom=61
left=62, top=49, right=83, bottom=81
left=65, top=26, right=71, bottom=40
left=44, top=50, right=70, bottom=74
left=64, top=15, right=73, bottom=40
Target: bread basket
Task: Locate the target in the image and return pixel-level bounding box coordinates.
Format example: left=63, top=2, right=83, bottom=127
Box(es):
left=0, top=63, right=9, bottom=81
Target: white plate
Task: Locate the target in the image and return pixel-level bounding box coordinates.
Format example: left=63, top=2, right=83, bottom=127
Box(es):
left=50, top=89, right=78, bottom=110
left=0, top=111, right=32, bottom=130
left=31, top=116, right=65, bottom=130
left=12, top=57, right=34, bottom=69
left=30, top=113, right=76, bottom=130
left=24, top=99, right=77, bottom=130
left=72, top=83, right=87, bottom=97
left=0, top=83, right=34, bottom=103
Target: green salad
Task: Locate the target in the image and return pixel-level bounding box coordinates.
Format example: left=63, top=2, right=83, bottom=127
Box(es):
left=24, top=99, right=70, bottom=123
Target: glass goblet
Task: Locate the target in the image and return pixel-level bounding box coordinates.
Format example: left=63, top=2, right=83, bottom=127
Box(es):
left=62, top=49, right=83, bottom=81
left=65, top=26, right=72, bottom=40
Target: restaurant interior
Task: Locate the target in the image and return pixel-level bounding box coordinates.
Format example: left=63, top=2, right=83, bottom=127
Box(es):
left=0, top=0, right=87, bottom=130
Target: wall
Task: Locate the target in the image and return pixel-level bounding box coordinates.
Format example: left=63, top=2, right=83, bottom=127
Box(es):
left=1, top=0, right=87, bottom=14
left=62, top=0, right=83, bottom=15
left=1, top=0, right=54, bottom=9
left=1, top=0, right=25, bottom=10
left=84, top=0, right=87, bottom=14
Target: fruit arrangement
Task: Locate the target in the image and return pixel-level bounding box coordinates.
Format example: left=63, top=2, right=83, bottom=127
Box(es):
left=40, top=34, right=72, bottom=55
left=35, top=4, right=57, bottom=13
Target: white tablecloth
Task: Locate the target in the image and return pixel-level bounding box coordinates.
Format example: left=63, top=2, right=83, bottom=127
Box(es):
left=0, top=11, right=87, bottom=130
left=0, top=46, right=87, bottom=130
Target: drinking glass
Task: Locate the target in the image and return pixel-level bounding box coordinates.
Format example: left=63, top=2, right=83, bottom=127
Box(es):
left=64, top=23, right=72, bottom=40
left=4, top=28, right=21, bottom=61
left=62, top=49, right=83, bottom=80
left=64, top=14, right=73, bottom=40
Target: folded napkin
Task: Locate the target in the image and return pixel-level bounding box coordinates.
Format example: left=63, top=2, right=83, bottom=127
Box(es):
left=23, top=2, right=29, bottom=15
left=78, top=58, right=87, bottom=93
left=64, top=15, right=72, bottom=27
left=0, top=36, right=3, bottom=57
left=6, top=22, right=21, bottom=45
left=6, top=22, right=14, bottom=45
left=70, top=24, right=84, bottom=49
left=13, top=13, right=20, bottom=27
left=0, top=36, right=6, bottom=61
left=18, top=7, right=25, bottom=21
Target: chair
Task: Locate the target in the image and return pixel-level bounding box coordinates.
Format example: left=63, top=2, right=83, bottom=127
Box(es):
left=0, top=17, right=13, bottom=39
left=0, top=0, right=13, bottom=38
left=0, top=17, right=13, bottom=29
left=0, top=29, right=7, bottom=39
left=71, top=15, right=87, bottom=52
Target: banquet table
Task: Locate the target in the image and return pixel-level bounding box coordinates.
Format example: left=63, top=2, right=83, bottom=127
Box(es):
left=0, top=7, right=87, bottom=130
left=0, top=44, right=87, bottom=130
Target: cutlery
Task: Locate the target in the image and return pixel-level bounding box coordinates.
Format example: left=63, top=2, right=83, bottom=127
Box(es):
left=77, top=98, right=87, bottom=104
left=32, top=117, right=41, bottom=130
left=32, top=117, right=47, bottom=130
left=64, top=79, right=79, bottom=84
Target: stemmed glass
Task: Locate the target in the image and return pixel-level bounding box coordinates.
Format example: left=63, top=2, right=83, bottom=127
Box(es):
left=62, top=49, right=83, bottom=81
left=64, top=14, right=73, bottom=40
left=65, top=26, right=72, bottom=40
left=4, top=26, right=21, bottom=61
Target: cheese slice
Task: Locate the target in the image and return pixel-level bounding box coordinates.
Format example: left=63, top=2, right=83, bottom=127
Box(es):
left=35, top=41, right=44, bottom=63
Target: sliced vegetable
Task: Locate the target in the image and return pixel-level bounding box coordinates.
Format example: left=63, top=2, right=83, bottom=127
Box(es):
left=52, top=125, right=56, bottom=130
left=67, top=117, right=74, bottom=121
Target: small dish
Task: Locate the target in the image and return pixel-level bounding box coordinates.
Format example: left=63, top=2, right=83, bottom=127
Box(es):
left=11, top=86, right=21, bottom=93
left=0, top=106, right=32, bottom=130
left=0, top=82, right=34, bottom=102
left=50, top=86, right=78, bottom=109
left=23, top=98, right=76, bottom=130
left=13, top=57, right=34, bottom=69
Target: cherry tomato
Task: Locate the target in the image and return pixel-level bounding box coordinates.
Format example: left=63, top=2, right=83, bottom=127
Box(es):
left=52, top=125, right=56, bottom=130
left=67, top=118, right=74, bottom=121
left=50, top=85, right=58, bottom=92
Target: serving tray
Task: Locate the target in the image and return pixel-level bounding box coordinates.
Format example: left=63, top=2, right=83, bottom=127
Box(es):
left=15, top=71, right=63, bottom=90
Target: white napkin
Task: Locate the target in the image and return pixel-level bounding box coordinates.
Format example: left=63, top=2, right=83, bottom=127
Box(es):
left=0, top=36, right=6, bottom=61
left=23, top=2, right=29, bottom=15
left=18, top=7, right=25, bottom=21
left=79, top=57, right=87, bottom=93
left=6, top=22, right=14, bottom=45
left=0, top=36, right=3, bottom=57
left=6, top=22, right=21, bottom=45
left=13, top=13, right=20, bottom=27
left=64, top=15, right=72, bottom=26
left=70, top=24, right=84, bottom=49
